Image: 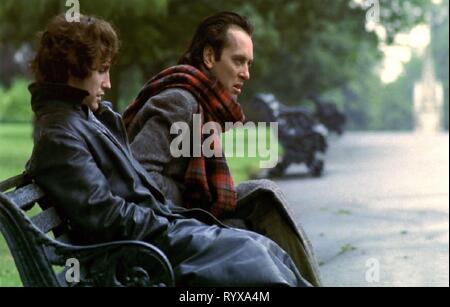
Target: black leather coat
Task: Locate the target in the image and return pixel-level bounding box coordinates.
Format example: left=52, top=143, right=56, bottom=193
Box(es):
left=26, top=83, right=310, bottom=286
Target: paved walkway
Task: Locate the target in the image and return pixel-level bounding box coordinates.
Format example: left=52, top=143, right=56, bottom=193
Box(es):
left=274, top=132, right=449, bottom=287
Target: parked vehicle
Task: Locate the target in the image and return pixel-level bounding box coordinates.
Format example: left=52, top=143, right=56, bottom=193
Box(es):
left=252, top=93, right=328, bottom=177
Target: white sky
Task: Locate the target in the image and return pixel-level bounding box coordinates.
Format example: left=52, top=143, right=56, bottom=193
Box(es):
left=360, top=0, right=442, bottom=83
left=378, top=24, right=431, bottom=83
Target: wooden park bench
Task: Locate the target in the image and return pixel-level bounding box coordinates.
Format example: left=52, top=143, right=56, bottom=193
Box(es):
left=0, top=173, right=175, bottom=287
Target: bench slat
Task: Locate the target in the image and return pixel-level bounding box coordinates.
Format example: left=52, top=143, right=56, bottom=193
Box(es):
left=31, top=207, right=63, bottom=234
left=0, top=174, right=27, bottom=192
left=1, top=174, right=175, bottom=287
left=5, top=184, right=45, bottom=210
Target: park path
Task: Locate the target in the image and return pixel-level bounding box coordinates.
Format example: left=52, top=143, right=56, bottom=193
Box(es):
left=274, top=132, right=449, bottom=287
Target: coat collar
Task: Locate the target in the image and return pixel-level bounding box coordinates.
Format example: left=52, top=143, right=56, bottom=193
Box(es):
left=29, top=82, right=90, bottom=115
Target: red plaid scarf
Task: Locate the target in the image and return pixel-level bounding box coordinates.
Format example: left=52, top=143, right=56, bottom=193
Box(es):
left=123, top=65, right=245, bottom=217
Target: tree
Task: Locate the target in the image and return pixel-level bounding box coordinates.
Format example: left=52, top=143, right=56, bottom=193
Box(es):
left=0, top=0, right=169, bottom=109
left=0, top=0, right=432, bottom=116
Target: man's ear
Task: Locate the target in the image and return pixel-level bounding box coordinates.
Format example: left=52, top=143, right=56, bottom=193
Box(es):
left=203, top=46, right=215, bottom=69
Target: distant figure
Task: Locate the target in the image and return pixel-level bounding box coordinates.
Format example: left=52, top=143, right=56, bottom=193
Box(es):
left=307, top=92, right=346, bottom=135
left=253, top=93, right=328, bottom=177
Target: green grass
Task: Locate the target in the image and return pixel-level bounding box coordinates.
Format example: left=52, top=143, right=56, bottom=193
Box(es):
left=223, top=125, right=281, bottom=184
left=0, top=123, right=280, bottom=287
left=0, top=123, right=33, bottom=287
left=0, top=123, right=33, bottom=181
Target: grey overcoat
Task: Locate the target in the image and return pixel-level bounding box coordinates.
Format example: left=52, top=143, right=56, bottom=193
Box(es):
left=127, top=88, right=322, bottom=286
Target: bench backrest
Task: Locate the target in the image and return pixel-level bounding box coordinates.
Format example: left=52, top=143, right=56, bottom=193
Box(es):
left=0, top=174, right=69, bottom=286
left=1, top=174, right=176, bottom=287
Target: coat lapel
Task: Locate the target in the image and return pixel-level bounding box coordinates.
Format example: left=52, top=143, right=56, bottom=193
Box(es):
left=91, top=108, right=166, bottom=202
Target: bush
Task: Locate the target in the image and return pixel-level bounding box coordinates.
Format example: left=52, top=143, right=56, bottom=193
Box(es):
left=0, top=78, right=32, bottom=123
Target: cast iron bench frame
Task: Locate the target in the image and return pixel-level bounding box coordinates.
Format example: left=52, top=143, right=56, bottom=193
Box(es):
left=0, top=173, right=175, bottom=287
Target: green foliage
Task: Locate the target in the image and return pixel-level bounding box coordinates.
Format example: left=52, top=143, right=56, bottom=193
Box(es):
left=236, top=1, right=379, bottom=104
left=116, top=66, right=145, bottom=113
left=0, top=0, right=434, bottom=129
left=0, top=78, right=32, bottom=122
left=378, top=0, right=432, bottom=43
left=351, top=0, right=449, bottom=131
left=378, top=56, right=422, bottom=130
left=311, top=1, right=447, bottom=131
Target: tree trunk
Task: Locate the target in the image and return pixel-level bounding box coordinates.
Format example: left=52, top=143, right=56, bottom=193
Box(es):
left=0, top=44, right=19, bottom=88
left=108, top=66, right=121, bottom=111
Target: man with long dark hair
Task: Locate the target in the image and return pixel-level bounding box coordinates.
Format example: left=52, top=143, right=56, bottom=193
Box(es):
left=123, top=11, right=321, bottom=286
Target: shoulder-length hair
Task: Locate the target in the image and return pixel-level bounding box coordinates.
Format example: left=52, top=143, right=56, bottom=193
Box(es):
left=31, top=14, right=120, bottom=83
left=178, top=11, right=252, bottom=69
